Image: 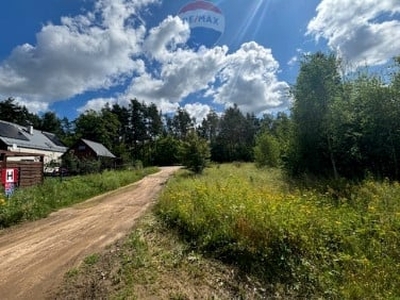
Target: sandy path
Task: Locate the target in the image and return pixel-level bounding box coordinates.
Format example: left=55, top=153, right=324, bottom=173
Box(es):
left=0, top=167, right=180, bottom=300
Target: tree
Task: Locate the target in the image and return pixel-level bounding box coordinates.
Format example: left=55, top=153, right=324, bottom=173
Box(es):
left=39, top=111, right=63, bottom=135
left=198, top=110, right=220, bottom=142
left=74, top=108, right=120, bottom=151
left=289, top=52, right=342, bottom=178
left=180, top=131, right=210, bottom=174
left=212, top=104, right=254, bottom=162
left=254, top=131, right=280, bottom=168
left=128, top=99, right=147, bottom=160
left=0, top=97, right=40, bottom=126
left=172, top=108, right=193, bottom=139
left=154, top=135, right=181, bottom=166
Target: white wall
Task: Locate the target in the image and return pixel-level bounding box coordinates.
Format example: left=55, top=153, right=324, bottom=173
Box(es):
left=7, top=146, right=65, bottom=165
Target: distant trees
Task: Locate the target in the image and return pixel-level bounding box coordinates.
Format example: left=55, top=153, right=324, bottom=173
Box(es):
left=200, top=104, right=257, bottom=162
left=3, top=52, right=400, bottom=179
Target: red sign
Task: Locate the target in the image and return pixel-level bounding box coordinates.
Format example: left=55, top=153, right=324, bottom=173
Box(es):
left=1, top=168, right=19, bottom=184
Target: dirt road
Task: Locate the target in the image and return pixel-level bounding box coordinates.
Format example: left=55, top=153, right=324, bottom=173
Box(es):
left=0, top=167, right=180, bottom=300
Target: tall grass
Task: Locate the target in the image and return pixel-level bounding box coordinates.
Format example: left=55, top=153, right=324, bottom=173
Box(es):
left=156, top=164, right=400, bottom=298
left=0, top=167, right=158, bottom=228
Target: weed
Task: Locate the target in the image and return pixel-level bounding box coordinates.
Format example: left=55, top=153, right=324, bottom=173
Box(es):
left=156, top=163, right=400, bottom=298
left=0, top=167, right=158, bottom=228
left=84, top=254, right=100, bottom=266
left=65, top=268, right=79, bottom=279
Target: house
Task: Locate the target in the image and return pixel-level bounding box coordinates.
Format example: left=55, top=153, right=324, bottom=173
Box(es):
left=0, top=120, right=67, bottom=166
left=65, top=138, right=116, bottom=171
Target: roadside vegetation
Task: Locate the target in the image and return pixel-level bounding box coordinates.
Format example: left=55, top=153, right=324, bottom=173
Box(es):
left=55, top=213, right=267, bottom=299
left=55, top=164, right=400, bottom=299
left=0, top=167, right=158, bottom=228
left=3, top=52, right=400, bottom=298
left=157, top=164, right=400, bottom=298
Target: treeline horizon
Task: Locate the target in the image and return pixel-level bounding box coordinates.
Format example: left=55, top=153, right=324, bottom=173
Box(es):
left=1, top=52, right=400, bottom=180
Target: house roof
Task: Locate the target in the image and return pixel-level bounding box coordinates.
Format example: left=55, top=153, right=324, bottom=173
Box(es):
left=0, top=120, right=67, bottom=153
left=81, top=139, right=116, bottom=158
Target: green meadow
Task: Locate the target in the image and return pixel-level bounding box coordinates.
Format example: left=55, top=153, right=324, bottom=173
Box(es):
left=156, top=164, right=400, bottom=299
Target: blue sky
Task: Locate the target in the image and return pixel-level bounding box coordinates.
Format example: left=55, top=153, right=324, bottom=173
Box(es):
left=0, top=0, right=399, bottom=122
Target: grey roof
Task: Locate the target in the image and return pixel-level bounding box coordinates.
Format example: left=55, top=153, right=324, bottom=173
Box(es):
left=0, top=120, right=67, bottom=153
left=81, top=139, right=115, bottom=158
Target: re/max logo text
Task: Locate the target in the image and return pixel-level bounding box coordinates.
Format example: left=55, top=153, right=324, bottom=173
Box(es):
left=181, top=14, right=221, bottom=26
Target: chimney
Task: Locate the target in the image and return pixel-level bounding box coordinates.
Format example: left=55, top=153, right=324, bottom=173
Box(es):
left=28, top=125, right=34, bottom=135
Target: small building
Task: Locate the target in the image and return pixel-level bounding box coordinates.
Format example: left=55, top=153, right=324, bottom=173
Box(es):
left=0, top=120, right=67, bottom=166
left=64, top=139, right=116, bottom=172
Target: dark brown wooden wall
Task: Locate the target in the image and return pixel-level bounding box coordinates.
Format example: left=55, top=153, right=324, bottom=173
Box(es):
left=2, top=161, right=43, bottom=188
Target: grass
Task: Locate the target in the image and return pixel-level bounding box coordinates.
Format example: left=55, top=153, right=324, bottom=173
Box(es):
left=0, top=167, right=158, bottom=228
left=55, top=213, right=267, bottom=299
left=155, top=164, right=400, bottom=299
left=49, top=163, right=400, bottom=298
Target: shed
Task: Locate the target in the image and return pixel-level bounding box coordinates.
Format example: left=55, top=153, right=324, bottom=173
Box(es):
left=0, top=150, right=44, bottom=188
left=64, top=139, right=116, bottom=172
left=69, top=139, right=116, bottom=160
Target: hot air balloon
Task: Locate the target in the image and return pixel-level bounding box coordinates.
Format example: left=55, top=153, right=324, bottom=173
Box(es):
left=178, top=0, right=225, bottom=49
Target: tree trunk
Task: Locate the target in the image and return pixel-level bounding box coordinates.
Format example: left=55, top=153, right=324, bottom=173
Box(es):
left=327, top=135, right=339, bottom=180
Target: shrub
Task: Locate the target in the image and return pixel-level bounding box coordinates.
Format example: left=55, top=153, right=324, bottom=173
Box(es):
left=156, top=164, right=400, bottom=298
left=253, top=132, right=280, bottom=168
left=179, top=131, right=210, bottom=174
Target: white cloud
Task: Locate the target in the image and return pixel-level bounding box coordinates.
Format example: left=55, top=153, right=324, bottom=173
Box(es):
left=307, top=0, right=400, bottom=67
left=77, top=97, right=117, bottom=113
left=213, top=42, right=290, bottom=113
left=144, top=15, right=190, bottom=59
left=128, top=40, right=288, bottom=115
left=0, top=0, right=156, bottom=106
left=184, top=103, right=211, bottom=124
left=0, top=0, right=290, bottom=117
left=127, top=45, right=228, bottom=103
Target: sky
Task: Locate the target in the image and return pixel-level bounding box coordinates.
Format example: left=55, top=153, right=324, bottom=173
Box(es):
left=0, top=0, right=399, bottom=123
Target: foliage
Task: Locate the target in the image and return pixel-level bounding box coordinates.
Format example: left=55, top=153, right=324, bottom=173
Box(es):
left=0, top=167, right=158, bottom=228
left=253, top=131, right=281, bottom=168
left=153, top=135, right=181, bottom=166
left=209, top=104, right=257, bottom=162
left=156, top=164, right=400, bottom=298
left=287, top=54, right=400, bottom=181
left=179, top=131, right=210, bottom=174
left=0, top=97, right=41, bottom=126
left=3, top=54, right=400, bottom=180
left=289, top=52, right=342, bottom=178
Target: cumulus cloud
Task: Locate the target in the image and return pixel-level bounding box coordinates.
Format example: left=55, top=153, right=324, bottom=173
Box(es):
left=77, top=97, right=117, bottom=113
left=0, top=0, right=290, bottom=118
left=144, top=16, right=190, bottom=59
left=307, top=0, right=400, bottom=67
left=128, top=40, right=288, bottom=115
left=212, top=42, right=290, bottom=113
left=184, top=103, right=211, bottom=124
left=128, top=45, right=228, bottom=103
left=0, top=0, right=157, bottom=104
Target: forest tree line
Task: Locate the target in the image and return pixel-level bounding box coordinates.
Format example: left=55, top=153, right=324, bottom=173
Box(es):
left=1, top=52, right=400, bottom=180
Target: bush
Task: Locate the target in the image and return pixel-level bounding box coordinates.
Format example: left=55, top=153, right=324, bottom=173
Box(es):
left=156, top=164, right=400, bottom=298
left=253, top=132, right=280, bottom=168
left=180, top=131, right=210, bottom=174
